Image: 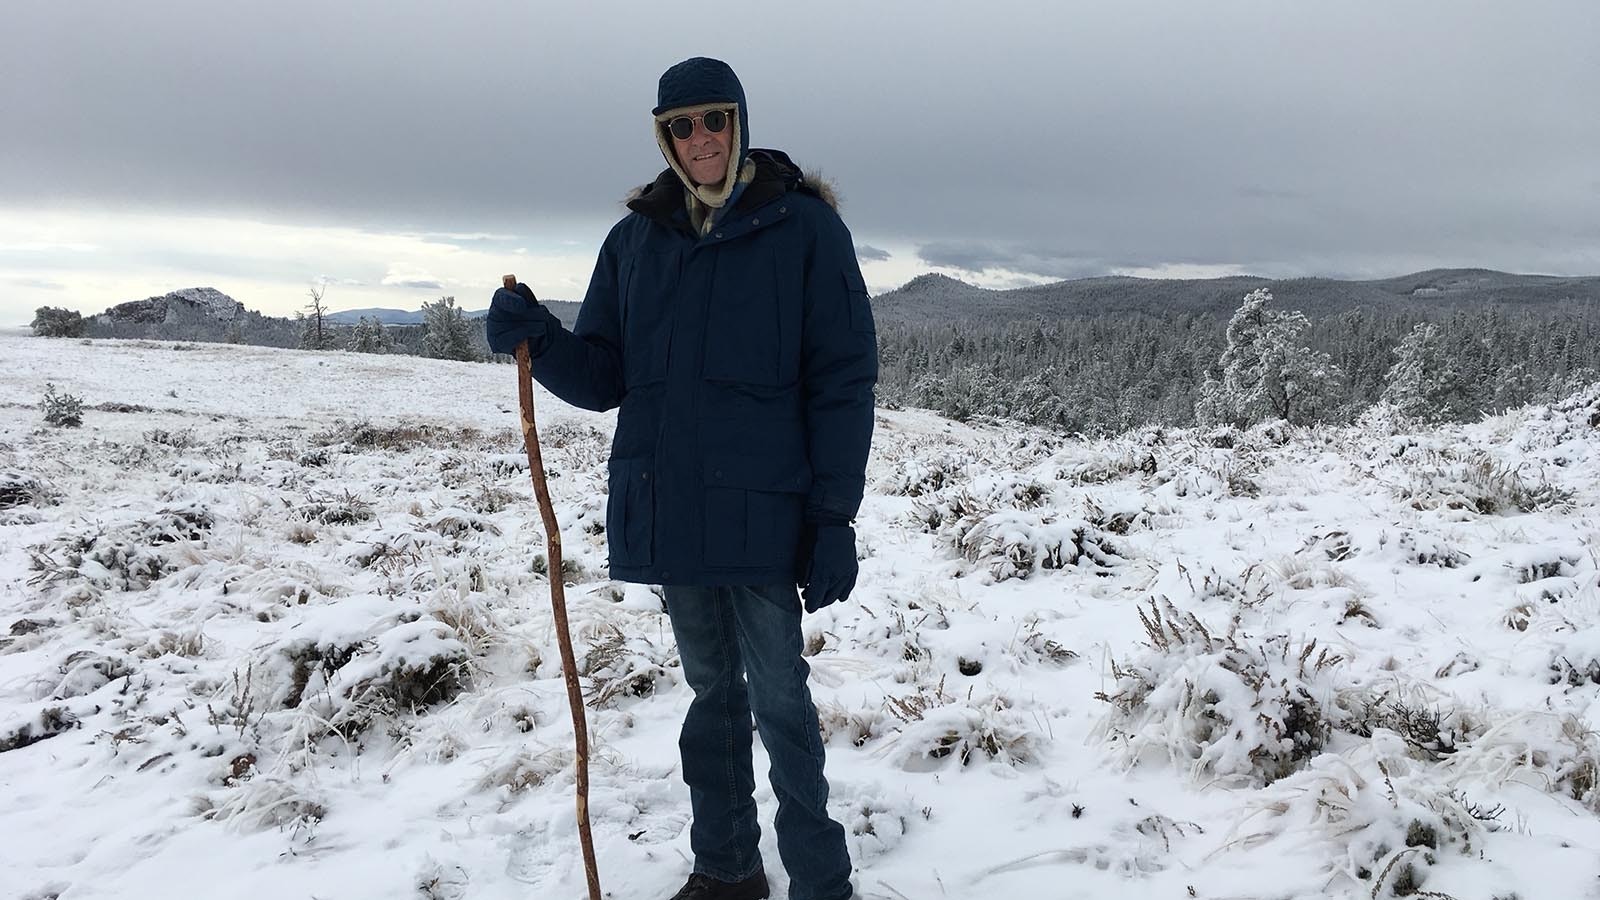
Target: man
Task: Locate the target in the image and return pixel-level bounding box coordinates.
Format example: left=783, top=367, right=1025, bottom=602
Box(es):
left=486, top=57, right=876, bottom=900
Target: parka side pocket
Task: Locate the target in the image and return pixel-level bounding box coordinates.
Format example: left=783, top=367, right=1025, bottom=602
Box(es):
left=701, top=451, right=811, bottom=569
left=605, top=457, right=655, bottom=567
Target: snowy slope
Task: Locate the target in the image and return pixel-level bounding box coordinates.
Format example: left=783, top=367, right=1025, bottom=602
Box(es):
left=2, top=334, right=1598, bottom=900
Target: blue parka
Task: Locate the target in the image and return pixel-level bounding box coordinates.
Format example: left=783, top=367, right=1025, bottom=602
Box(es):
left=525, top=66, right=878, bottom=587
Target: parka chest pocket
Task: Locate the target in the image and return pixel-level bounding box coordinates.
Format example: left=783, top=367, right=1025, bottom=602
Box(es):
left=701, top=248, right=801, bottom=387
left=619, top=250, right=681, bottom=388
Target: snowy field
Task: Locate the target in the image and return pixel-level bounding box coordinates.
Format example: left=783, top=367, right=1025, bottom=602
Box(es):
left=3, top=333, right=1600, bottom=900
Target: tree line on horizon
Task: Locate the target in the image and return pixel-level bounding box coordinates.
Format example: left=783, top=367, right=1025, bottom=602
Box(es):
left=874, top=291, right=1600, bottom=433
left=33, top=287, right=1600, bottom=433
left=31, top=290, right=490, bottom=363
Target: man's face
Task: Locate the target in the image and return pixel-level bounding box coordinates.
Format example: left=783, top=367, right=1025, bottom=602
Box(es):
left=670, top=110, right=735, bottom=187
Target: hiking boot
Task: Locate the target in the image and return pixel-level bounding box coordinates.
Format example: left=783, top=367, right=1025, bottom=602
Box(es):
left=667, top=871, right=770, bottom=900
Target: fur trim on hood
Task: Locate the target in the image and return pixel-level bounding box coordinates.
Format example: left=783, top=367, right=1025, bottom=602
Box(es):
left=625, top=151, right=840, bottom=214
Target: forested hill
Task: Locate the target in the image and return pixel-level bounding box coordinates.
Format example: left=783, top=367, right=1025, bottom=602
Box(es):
left=872, top=268, right=1600, bottom=325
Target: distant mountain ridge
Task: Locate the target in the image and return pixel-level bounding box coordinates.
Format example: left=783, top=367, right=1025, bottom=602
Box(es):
left=872, top=268, right=1600, bottom=325
left=84, top=288, right=581, bottom=346
left=326, top=301, right=581, bottom=326
left=76, top=269, right=1598, bottom=346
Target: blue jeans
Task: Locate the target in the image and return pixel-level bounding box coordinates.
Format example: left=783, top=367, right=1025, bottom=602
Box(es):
left=662, top=583, right=853, bottom=900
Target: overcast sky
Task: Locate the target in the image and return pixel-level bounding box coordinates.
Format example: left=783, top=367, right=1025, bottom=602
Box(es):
left=2, top=0, right=1597, bottom=323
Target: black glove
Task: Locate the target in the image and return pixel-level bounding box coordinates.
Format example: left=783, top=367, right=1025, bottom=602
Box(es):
left=486, top=282, right=559, bottom=356
left=798, top=524, right=858, bottom=613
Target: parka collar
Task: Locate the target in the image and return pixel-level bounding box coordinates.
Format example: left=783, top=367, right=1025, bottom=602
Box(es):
left=625, top=149, right=836, bottom=238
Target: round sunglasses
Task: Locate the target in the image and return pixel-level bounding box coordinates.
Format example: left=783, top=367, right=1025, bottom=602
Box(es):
left=667, top=109, right=732, bottom=141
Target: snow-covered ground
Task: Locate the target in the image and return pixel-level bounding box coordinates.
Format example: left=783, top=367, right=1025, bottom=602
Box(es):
left=3, top=333, right=1599, bottom=900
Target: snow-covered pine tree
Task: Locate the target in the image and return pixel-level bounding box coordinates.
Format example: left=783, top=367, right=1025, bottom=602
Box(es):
left=1206, top=288, right=1341, bottom=426
left=30, top=306, right=87, bottom=338
left=422, top=296, right=479, bottom=362
left=1379, top=322, right=1472, bottom=421
left=348, top=316, right=392, bottom=354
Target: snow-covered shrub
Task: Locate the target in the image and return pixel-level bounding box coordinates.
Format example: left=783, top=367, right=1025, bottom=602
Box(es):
left=1082, top=496, right=1150, bottom=535
left=416, top=858, right=471, bottom=900
left=200, top=773, right=327, bottom=834
left=578, top=622, right=678, bottom=708
left=27, top=503, right=212, bottom=596
left=1398, top=451, right=1574, bottom=515
left=1392, top=529, right=1469, bottom=568
left=1270, top=554, right=1365, bottom=594
left=323, top=620, right=470, bottom=716
left=1188, top=565, right=1272, bottom=608
left=835, top=786, right=919, bottom=861
left=1343, top=689, right=1484, bottom=760
left=321, top=421, right=484, bottom=453
left=1544, top=609, right=1600, bottom=689
left=1, top=617, right=55, bottom=656
left=0, top=705, right=79, bottom=753
left=1503, top=546, right=1583, bottom=584
left=467, top=483, right=521, bottom=514
left=143, top=427, right=196, bottom=449
left=880, top=679, right=1036, bottom=769
left=1146, top=446, right=1263, bottom=500
left=30, top=531, right=162, bottom=594
left=136, top=503, right=213, bottom=543
left=817, top=702, right=887, bottom=748
left=424, top=506, right=502, bottom=539
left=1012, top=620, right=1079, bottom=667
left=296, top=489, right=374, bottom=525
left=926, top=503, right=1125, bottom=582
left=909, top=489, right=991, bottom=534
left=1299, top=529, right=1357, bottom=562
left=1229, top=731, right=1493, bottom=896
left=346, top=528, right=430, bottom=571
left=1555, top=380, right=1600, bottom=430
left=41, top=383, right=84, bottom=427
left=1053, top=442, right=1150, bottom=484
left=48, top=649, right=136, bottom=699
left=881, top=453, right=968, bottom=497
left=0, top=471, right=55, bottom=509
left=474, top=744, right=575, bottom=798
left=1095, top=597, right=1345, bottom=785
left=1438, top=709, right=1600, bottom=812
left=267, top=636, right=366, bottom=710
left=907, top=472, right=1054, bottom=536
left=425, top=587, right=508, bottom=660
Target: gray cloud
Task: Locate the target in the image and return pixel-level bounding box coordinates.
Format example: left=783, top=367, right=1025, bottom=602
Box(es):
left=916, top=241, right=1108, bottom=280
left=855, top=244, right=891, bottom=262
left=2, top=2, right=1596, bottom=276
left=7, top=277, right=67, bottom=291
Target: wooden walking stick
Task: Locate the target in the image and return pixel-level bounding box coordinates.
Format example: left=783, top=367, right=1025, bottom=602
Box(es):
left=503, top=274, right=601, bottom=900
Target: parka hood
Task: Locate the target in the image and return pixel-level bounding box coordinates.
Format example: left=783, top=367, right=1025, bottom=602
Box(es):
left=651, top=57, right=754, bottom=231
